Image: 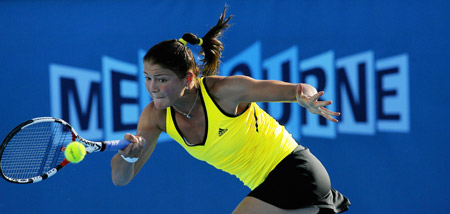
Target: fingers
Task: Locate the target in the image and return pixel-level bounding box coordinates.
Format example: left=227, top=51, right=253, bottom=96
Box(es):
left=318, top=107, right=340, bottom=122
left=119, top=133, right=134, bottom=154
left=314, top=100, right=332, bottom=107
left=301, top=89, right=340, bottom=122
left=320, top=112, right=339, bottom=123
left=120, top=133, right=146, bottom=158
left=125, top=133, right=139, bottom=143
left=311, top=91, right=324, bottom=101
left=320, top=107, right=341, bottom=116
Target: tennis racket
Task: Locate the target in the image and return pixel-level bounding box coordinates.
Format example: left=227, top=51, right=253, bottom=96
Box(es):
left=0, top=117, right=130, bottom=184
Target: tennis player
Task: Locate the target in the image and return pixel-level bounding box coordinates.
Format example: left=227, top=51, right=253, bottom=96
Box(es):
left=111, top=6, right=350, bottom=214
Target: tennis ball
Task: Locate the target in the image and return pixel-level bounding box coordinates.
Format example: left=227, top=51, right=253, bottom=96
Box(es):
left=65, top=141, right=86, bottom=163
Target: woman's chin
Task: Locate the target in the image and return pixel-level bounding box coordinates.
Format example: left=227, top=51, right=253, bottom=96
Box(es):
left=153, top=100, right=169, bottom=110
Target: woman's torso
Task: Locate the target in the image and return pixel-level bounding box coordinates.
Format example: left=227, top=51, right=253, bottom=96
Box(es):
left=163, top=77, right=298, bottom=189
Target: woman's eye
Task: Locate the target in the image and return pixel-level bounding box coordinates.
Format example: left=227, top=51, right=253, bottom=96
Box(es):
left=158, top=79, right=167, bottom=83
left=145, top=77, right=151, bottom=81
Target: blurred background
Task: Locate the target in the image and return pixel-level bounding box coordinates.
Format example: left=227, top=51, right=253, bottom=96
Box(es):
left=1, top=0, right=449, bottom=213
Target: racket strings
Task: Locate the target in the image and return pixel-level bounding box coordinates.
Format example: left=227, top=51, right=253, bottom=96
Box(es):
left=1, top=122, right=72, bottom=179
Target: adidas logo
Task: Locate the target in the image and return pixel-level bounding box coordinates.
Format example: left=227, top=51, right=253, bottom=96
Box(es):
left=218, top=128, right=228, bottom=137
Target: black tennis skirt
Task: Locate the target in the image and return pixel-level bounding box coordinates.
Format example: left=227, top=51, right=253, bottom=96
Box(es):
left=248, top=145, right=351, bottom=213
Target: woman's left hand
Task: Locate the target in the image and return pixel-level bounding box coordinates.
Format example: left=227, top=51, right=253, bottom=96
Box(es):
left=296, top=84, right=341, bottom=123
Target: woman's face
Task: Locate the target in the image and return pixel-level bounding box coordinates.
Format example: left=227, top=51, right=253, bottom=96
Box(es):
left=143, top=62, right=186, bottom=110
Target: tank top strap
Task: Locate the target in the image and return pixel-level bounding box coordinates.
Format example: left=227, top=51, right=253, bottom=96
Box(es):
left=199, top=77, right=223, bottom=117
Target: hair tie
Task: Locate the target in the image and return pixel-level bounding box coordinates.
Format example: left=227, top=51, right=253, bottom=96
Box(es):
left=198, top=38, right=203, bottom=46
left=178, top=38, right=187, bottom=45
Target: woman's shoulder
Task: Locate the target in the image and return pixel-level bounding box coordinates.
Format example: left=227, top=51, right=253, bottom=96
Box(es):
left=204, top=75, right=236, bottom=101
left=203, top=75, right=224, bottom=88
left=203, top=75, right=248, bottom=100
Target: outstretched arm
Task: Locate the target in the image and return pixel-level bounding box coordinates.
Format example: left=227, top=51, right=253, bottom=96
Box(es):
left=209, top=75, right=340, bottom=122
left=111, top=103, right=162, bottom=186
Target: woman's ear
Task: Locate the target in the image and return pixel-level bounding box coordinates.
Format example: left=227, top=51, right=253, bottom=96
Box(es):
left=185, top=71, right=194, bottom=89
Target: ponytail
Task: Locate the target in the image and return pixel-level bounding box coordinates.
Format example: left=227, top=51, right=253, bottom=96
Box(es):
left=143, top=6, right=232, bottom=79
left=180, top=6, right=233, bottom=76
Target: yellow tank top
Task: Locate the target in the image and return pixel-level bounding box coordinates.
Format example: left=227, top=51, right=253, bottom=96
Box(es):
left=166, top=77, right=298, bottom=190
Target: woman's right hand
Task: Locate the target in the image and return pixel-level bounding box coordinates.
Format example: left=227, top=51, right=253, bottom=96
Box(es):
left=118, top=133, right=147, bottom=161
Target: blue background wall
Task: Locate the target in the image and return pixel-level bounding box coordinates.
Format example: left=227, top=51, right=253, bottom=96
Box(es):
left=1, top=1, right=449, bottom=213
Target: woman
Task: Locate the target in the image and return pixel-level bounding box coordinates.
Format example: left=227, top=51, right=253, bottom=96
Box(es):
left=111, top=6, right=350, bottom=214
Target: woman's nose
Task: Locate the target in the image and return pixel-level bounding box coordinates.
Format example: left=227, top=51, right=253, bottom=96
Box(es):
left=148, top=81, right=159, bottom=93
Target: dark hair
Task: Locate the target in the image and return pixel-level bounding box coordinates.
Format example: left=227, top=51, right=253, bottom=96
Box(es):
left=143, top=6, right=232, bottom=79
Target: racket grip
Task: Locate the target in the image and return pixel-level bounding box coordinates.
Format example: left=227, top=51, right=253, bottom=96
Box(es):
left=102, top=140, right=131, bottom=151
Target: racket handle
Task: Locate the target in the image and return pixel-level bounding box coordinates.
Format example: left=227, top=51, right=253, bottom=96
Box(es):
left=102, top=140, right=131, bottom=151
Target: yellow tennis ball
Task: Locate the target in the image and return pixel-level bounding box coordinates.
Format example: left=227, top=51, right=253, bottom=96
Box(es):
left=65, top=141, right=86, bottom=163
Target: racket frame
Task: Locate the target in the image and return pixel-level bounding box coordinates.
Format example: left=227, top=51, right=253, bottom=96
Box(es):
left=0, top=117, right=112, bottom=184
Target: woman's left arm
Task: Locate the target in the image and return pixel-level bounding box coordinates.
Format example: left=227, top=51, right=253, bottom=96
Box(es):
left=213, top=75, right=340, bottom=122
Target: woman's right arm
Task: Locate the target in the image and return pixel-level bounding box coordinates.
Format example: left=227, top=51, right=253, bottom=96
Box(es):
left=110, top=102, right=162, bottom=186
